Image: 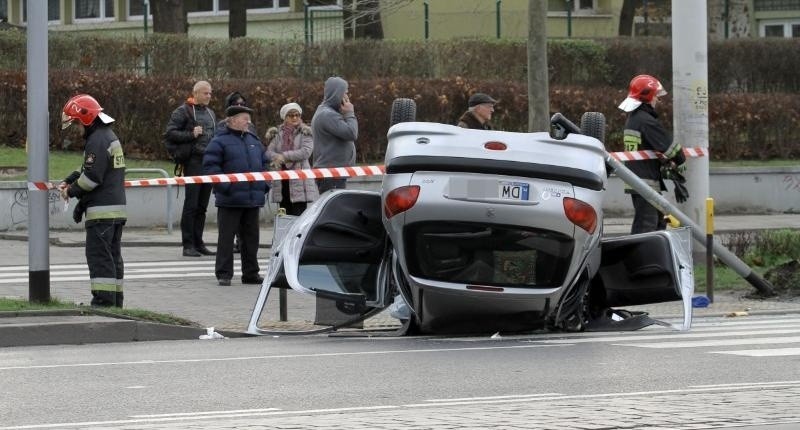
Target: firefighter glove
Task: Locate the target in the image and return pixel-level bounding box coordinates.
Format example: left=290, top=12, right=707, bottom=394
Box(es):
left=673, top=180, right=689, bottom=204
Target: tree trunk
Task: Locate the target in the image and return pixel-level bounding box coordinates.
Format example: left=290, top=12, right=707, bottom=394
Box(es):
left=151, top=0, right=187, bottom=34
left=229, top=0, right=247, bottom=39
left=343, top=0, right=355, bottom=39
left=355, top=0, right=384, bottom=39
left=527, top=0, right=549, bottom=132
left=618, top=0, right=635, bottom=36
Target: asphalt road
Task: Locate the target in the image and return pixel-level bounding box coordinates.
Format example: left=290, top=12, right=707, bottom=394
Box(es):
left=1, top=313, right=799, bottom=429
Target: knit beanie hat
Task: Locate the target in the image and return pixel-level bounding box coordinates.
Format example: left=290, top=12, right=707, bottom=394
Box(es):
left=280, top=102, right=302, bottom=120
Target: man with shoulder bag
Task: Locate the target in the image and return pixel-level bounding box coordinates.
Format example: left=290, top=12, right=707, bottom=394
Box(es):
left=164, top=80, right=217, bottom=257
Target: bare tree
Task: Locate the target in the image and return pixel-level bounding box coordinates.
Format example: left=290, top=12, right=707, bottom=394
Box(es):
left=151, top=0, right=187, bottom=34
left=229, top=0, right=247, bottom=39
left=528, top=0, right=549, bottom=132
left=618, top=0, right=635, bottom=36
left=341, top=0, right=414, bottom=39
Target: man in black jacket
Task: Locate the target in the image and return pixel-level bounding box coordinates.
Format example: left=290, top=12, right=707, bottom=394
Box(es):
left=618, top=74, right=686, bottom=234
left=59, top=94, right=127, bottom=307
left=165, top=80, right=217, bottom=257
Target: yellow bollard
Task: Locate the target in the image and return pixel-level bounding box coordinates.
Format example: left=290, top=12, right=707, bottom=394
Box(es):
left=706, top=198, right=715, bottom=303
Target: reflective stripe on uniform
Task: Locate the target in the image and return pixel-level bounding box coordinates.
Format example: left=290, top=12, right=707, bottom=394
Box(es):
left=86, top=205, right=127, bottom=220
left=664, top=140, right=683, bottom=159
left=624, top=177, right=661, bottom=191
left=90, top=278, right=122, bottom=292
left=623, top=129, right=641, bottom=152
left=108, top=140, right=126, bottom=169
left=76, top=173, right=100, bottom=192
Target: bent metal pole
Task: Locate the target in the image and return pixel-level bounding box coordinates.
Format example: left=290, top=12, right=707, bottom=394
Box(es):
left=606, top=154, right=776, bottom=297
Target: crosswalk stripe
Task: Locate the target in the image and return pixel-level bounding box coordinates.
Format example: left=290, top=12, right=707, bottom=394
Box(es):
left=0, top=260, right=271, bottom=284
left=615, top=336, right=800, bottom=349
left=711, top=348, right=800, bottom=357
left=0, top=259, right=271, bottom=272
left=527, top=328, right=800, bottom=344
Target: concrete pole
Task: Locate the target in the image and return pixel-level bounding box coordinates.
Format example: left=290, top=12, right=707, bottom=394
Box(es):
left=671, top=1, right=710, bottom=234
left=527, top=0, right=549, bottom=132
left=26, top=0, right=51, bottom=302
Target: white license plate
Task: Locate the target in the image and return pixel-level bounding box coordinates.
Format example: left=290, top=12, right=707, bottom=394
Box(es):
left=498, top=181, right=529, bottom=201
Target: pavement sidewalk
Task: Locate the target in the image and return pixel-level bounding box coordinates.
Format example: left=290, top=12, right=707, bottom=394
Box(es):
left=1, top=214, right=799, bottom=347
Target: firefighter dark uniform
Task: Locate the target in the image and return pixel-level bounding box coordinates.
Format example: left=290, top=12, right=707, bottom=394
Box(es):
left=60, top=94, right=127, bottom=308
left=619, top=75, right=686, bottom=234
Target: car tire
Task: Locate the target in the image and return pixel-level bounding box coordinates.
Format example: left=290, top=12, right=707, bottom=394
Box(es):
left=580, top=111, right=606, bottom=144
left=390, top=98, right=417, bottom=126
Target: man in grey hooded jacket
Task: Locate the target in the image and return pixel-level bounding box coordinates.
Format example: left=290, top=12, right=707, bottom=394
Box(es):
left=311, top=76, right=358, bottom=193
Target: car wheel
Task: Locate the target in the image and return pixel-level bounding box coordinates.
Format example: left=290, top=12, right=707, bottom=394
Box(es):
left=390, top=98, right=417, bottom=126
left=580, top=111, right=606, bottom=144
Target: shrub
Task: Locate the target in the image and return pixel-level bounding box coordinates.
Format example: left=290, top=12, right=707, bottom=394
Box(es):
left=2, top=32, right=800, bottom=92
left=2, top=71, right=799, bottom=162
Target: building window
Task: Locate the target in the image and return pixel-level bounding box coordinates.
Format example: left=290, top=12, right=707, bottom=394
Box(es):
left=306, top=0, right=342, bottom=8
left=218, top=0, right=291, bottom=10
left=547, top=0, right=597, bottom=13
left=0, top=0, right=8, bottom=22
left=185, top=0, right=291, bottom=15
left=128, top=0, right=151, bottom=18
left=760, top=19, right=800, bottom=37
left=754, top=0, right=800, bottom=11
left=75, top=0, right=115, bottom=20
left=22, top=0, right=61, bottom=22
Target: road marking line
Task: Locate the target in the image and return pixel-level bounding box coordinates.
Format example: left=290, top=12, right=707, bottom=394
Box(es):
left=614, top=336, right=800, bottom=348
left=0, top=344, right=569, bottom=371
left=3, top=384, right=797, bottom=430
left=0, top=405, right=397, bottom=430
left=710, top=347, right=800, bottom=357
left=425, top=393, right=561, bottom=402
left=691, top=380, right=800, bottom=388
left=130, top=408, right=281, bottom=418
left=0, top=260, right=271, bottom=271
left=525, top=328, right=800, bottom=344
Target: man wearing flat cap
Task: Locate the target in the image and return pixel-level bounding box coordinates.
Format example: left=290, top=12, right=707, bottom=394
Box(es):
left=203, top=104, right=268, bottom=287
left=457, top=92, right=497, bottom=130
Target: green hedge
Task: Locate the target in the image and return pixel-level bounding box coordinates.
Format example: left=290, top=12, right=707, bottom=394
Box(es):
left=2, top=31, right=800, bottom=92
left=2, top=71, right=799, bottom=163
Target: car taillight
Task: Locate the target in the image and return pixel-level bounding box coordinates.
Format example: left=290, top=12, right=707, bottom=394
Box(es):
left=563, top=197, right=597, bottom=234
left=384, top=185, right=421, bottom=219
left=484, top=141, right=507, bottom=151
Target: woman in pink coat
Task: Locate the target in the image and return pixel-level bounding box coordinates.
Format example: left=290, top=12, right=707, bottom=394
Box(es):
left=265, top=102, right=320, bottom=216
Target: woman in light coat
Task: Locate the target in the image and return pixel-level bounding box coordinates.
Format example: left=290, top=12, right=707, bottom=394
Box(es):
left=265, top=103, right=319, bottom=216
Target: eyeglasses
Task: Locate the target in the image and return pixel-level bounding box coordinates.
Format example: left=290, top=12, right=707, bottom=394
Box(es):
left=285, top=113, right=301, bottom=118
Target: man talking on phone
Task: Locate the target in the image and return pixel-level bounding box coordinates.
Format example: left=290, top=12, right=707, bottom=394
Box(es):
left=311, top=76, right=358, bottom=194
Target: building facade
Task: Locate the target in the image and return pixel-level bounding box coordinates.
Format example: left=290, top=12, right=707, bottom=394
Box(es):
left=1, top=0, right=799, bottom=40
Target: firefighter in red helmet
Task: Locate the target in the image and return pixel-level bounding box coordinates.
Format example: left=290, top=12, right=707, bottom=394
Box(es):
left=618, top=75, right=687, bottom=234
left=59, top=94, right=127, bottom=307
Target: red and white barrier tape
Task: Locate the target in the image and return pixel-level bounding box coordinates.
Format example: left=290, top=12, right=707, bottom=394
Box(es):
left=609, top=147, right=708, bottom=162
left=27, top=165, right=386, bottom=190
left=26, top=148, right=707, bottom=190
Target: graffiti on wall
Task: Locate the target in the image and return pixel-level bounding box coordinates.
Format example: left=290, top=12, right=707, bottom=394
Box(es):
left=784, top=175, right=800, bottom=193
left=10, top=189, right=68, bottom=227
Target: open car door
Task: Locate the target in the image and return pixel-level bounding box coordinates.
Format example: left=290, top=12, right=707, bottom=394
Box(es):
left=592, top=227, right=694, bottom=331
left=247, top=190, right=390, bottom=335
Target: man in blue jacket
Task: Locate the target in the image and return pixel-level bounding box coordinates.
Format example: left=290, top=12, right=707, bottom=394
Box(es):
left=203, top=104, right=268, bottom=286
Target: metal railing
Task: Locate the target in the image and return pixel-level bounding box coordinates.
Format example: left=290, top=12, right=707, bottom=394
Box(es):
left=125, top=168, right=173, bottom=234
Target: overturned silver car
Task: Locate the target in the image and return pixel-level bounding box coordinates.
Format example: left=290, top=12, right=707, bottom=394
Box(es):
left=247, top=106, right=693, bottom=336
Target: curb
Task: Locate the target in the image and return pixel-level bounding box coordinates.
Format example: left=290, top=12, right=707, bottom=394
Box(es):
left=0, top=309, right=249, bottom=347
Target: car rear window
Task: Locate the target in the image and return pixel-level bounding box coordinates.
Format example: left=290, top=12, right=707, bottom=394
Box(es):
left=405, top=222, right=574, bottom=287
